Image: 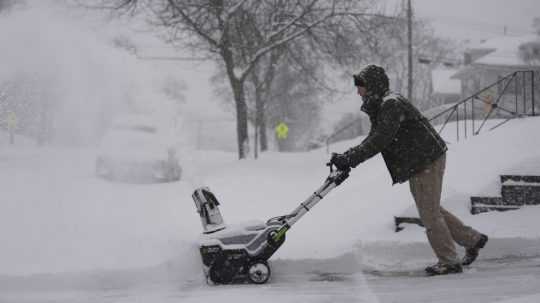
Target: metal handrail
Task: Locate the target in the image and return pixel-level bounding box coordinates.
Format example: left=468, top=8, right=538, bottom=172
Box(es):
left=427, top=70, right=537, bottom=142
left=325, top=70, right=537, bottom=152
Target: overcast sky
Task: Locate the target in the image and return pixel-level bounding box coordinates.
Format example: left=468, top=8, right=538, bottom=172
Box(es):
left=383, top=0, right=539, bottom=42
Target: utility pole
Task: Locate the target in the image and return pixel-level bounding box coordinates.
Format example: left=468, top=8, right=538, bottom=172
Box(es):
left=407, top=0, right=413, bottom=102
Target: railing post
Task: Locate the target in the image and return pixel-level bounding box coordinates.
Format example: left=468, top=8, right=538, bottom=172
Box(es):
left=464, top=102, right=467, bottom=139
left=456, top=105, right=459, bottom=142
left=532, top=71, right=536, bottom=116
left=515, top=73, right=518, bottom=114
left=472, top=97, right=476, bottom=135
left=523, top=71, right=527, bottom=114
left=430, top=70, right=534, bottom=141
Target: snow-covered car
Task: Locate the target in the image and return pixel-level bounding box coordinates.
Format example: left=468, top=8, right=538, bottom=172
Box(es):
left=95, top=116, right=181, bottom=183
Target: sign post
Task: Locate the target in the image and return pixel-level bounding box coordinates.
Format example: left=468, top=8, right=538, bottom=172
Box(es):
left=7, top=111, right=17, bottom=145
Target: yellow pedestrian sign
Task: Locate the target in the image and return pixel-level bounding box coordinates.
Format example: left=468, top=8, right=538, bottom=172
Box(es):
left=275, top=122, right=289, bottom=140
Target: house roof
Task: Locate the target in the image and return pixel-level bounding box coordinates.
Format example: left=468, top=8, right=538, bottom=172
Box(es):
left=468, top=34, right=540, bottom=67
left=450, top=65, right=475, bottom=80
left=432, top=68, right=461, bottom=94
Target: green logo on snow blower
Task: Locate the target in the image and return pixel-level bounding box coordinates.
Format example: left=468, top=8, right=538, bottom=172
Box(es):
left=272, top=226, right=288, bottom=243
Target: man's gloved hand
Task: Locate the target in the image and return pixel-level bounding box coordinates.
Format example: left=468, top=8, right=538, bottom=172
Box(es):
left=329, top=152, right=352, bottom=171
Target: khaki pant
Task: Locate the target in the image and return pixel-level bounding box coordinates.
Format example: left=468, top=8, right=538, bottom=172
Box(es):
left=409, top=154, right=481, bottom=265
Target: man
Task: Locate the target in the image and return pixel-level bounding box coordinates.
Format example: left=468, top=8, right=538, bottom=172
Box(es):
left=330, top=65, right=488, bottom=276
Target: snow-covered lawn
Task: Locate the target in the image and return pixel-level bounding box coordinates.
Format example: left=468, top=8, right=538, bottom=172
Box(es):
left=1, top=116, right=540, bottom=302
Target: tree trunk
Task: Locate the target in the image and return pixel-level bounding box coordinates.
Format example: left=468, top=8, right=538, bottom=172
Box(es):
left=254, top=84, right=268, bottom=152
left=254, top=86, right=260, bottom=159
left=222, top=43, right=249, bottom=159
left=258, top=49, right=283, bottom=152
left=254, top=123, right=258, bottom=159
left=232, top=79, right=249, bottom=159
left=259, top=112, right=268, bottom=151
left=231, top=79, right=249, bottom=159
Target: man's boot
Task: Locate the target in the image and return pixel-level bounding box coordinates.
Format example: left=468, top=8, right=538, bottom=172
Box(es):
left=462, top=234, right=488, bottom=266
left=425, top=262, right=463, bottom=276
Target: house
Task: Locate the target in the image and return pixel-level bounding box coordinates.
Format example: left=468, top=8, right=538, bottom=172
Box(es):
left=432, top=67, right=461, bottom=105
left=451, top=34, right=540, bottom=117
left=421, top=68, right=462, bottom=122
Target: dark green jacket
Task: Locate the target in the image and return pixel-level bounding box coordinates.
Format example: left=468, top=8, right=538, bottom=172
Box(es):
left=346, top=93, right=447, bottom=184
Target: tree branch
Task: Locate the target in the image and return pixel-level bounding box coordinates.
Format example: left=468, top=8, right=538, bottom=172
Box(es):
left=165, top=0, right=220, bottom=48
left=239, top=10, right=335, bottom=82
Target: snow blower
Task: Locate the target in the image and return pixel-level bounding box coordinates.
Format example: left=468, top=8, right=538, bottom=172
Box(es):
left=191, top=163, right=350, bottom=284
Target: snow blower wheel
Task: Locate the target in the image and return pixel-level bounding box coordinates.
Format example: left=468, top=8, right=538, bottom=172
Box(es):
left=247, top=261, right=271, bottom=284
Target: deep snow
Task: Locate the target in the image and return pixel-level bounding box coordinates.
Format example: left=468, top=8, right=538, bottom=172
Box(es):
left=1, top=117, right=540, bottom=302
left=1, top=2, right=540, bottom=302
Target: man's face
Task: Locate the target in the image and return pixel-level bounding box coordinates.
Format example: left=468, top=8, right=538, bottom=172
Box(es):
left=357, top=86, right=367, bottom=97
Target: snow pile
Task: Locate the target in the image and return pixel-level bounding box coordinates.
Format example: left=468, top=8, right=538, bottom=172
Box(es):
left=471, top=34, right=540, bottom=67
left=3, top=117, right=540, bottom=276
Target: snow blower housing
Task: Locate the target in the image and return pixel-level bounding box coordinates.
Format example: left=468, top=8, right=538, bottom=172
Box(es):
left=191, top=165, right=350, bottom=285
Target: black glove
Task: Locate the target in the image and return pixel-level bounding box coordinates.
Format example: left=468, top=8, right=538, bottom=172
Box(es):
left=329, top=152, right=352, bottom=171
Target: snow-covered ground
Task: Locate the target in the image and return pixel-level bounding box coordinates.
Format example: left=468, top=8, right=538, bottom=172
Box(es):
left=1, top=117, right=540, bottom=302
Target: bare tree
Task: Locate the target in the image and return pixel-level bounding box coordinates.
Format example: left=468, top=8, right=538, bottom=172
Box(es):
left=265, top=46, right=327, bottom=151
left=227, top=2, right=386, bottom=154
left=211, top=42, right=321, bottom=154
left=104, top=0, right=372, bottom=159
left=247, top=48, right=284, bottom=154
left=518, top=18, right=540, bottom=65
left=533, top=17, right=540, bottom=36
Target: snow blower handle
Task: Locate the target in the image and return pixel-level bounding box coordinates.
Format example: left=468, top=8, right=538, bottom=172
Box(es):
left=268, top=161, right=351, bottom=243
left=326, top=160, right=350, bottom=186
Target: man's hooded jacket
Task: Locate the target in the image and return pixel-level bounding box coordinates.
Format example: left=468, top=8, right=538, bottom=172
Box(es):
left=346, top=65, right=447, bottom=184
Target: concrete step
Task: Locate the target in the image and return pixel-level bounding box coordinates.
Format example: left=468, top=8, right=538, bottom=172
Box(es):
left=500, top=175, right=540, bottom=184
left=394, top=216, right=423, bottom=232
left=470, top=196, right=521, bottom=215
left=500, top=175, right=540, bottom=206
